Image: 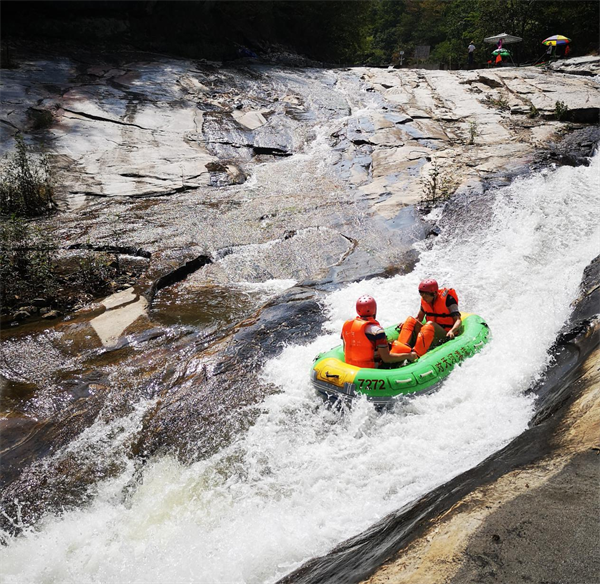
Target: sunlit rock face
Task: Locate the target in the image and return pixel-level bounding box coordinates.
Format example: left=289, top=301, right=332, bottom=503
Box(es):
left=354, top=61, right=600, bottom=217
left=2, top=55, right=598, bottom=206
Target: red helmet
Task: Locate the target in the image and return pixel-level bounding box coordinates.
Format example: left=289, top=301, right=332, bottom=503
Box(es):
left=356, top=295, right=377, bottom=317
left=418, top=279, right=438, bottom=294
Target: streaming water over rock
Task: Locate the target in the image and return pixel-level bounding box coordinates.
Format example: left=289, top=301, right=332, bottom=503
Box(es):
left=1, top=149, right=598, bottom=583
left=1, top=52, right=599, bottom=582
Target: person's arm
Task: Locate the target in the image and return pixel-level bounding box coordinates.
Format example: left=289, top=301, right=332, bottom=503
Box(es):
left=445, top=296, right=461, bottom=339
left=378, top=344, right=417, bottom=364
left=370, top=326, right=417, bottom=364
left=446, top=314, right=462, bottom=339
left=416, top=307, right=425, bottom=322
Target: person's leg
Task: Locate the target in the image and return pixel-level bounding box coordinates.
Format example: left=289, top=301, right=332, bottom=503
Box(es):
left=391, top=316, right=421, bottom=355
left=413, top=322, right=434, bottom=356
left=390, top=340, right=411, bottom=354
left=397, top=316, right=421, bottom=346
left=430, top=322, right=450, bottom=347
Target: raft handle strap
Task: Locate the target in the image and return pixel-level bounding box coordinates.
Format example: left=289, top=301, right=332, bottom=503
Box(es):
left=325, top=372, right=340, bottom=379
left=394, top=379, right=413, bottom=385
left=419, top=370, right=435, bottom=379
left=473, top=341, right=486, bottom=348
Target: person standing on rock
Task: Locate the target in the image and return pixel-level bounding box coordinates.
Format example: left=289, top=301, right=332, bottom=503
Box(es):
left=342, top=295, right=417, bottom=368
left=391, top=279, right=462, bottom=357
left=468, top=40, right=476, bottom=69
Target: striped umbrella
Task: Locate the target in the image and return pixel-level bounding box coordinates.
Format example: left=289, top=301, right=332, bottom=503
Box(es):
left=542, top=35, right=571, bottom=46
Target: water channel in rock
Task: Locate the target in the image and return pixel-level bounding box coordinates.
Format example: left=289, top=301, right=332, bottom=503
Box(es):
left=1, top=133, right=598, bottom=582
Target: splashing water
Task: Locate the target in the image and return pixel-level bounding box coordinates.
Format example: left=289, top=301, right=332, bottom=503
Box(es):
left=1, top=153, right=599, bottom=583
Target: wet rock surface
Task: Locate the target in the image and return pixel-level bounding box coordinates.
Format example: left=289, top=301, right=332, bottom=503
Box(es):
left=1, top=48, right=599, bottom=538
left=445, top=449, right=600, bottom=584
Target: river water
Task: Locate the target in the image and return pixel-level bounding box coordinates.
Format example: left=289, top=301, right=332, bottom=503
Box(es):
left=1, top=133, right=599, bottom=583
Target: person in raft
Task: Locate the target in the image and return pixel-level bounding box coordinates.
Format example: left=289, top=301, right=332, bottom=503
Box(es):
left=391, top=279, right=462, bottom=357
left=342, top=295, right=418, bottom=368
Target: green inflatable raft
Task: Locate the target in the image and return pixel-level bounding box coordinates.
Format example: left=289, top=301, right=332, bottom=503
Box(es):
left=310, top=313, right=491, bottom=406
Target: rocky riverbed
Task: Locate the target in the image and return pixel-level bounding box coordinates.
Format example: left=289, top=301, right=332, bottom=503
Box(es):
left=1, top=46, right=599, bottom=580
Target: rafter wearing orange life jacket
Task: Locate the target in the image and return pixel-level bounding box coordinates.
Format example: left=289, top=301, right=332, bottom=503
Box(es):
left=391, top=316, right=435, bottom=357
left=342, top=316, right=386, bottom=369
left=421, top=287, right=459, bottom=331
left=391, top=286, right=460, bottom=357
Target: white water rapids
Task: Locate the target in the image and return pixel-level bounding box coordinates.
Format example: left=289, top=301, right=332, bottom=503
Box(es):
left=1, top=149, right=599, bottom=582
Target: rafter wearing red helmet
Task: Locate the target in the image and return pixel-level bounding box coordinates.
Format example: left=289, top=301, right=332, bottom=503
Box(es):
left=342, top=295, right=417, bottom=368
left=391, top=279, right=462, bottom=357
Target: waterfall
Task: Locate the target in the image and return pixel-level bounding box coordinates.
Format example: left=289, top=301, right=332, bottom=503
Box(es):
left=1, top=141, right=598, bottom=583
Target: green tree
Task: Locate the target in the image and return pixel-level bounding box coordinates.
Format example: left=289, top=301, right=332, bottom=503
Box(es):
left=0, top=135, right=55, bottom=217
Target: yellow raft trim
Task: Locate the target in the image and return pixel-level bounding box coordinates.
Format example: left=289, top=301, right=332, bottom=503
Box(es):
left=313, top=357, right=360, bottom=388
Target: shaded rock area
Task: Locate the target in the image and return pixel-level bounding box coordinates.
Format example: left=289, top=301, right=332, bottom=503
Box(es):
left=537, top=124, right=600, bottom=168
left=445, top=449, right=599, bottom=584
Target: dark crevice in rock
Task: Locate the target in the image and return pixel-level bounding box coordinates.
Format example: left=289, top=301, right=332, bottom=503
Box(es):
left=66, top=243, right=152, bottom=258
left=150, top=254, right=213, bottom=300
left=554, top=107, right=599, bottom=124
left=118, top=173, right=170, bottom=181
left=72, top=191, right=109, bottom=198
left=351, top=139, right=374, bottom=146
left=476, top=74, right=504, bottom=89
left=0, top=118, right=21, bottom=131
left=252, top=146, right=292, bottom=157
left=553, top=68, right=597, bottom=78
left=62, top=107, right=151, bottom=130
left=71, top=184, right=203, bottom=198
left=334, top=234, right=358, bottom=265
left=129, top=184, right=203, bottom=198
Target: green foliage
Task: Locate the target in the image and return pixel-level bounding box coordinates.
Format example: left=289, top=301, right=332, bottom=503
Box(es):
left=363, top=0, right=598, bottom=67
left=468, top=120, right=479, bottom=145
left=483, top=94, right=510, bottom=111
left=420, top=159, right=456, bottom=208
left=527, top=100, right=539, bottom=118
left=130, top=0, right=373, bottom=64
left=2, top=0, right=598, bottom=66
left=554, top=100, right=569, bottom=121
left=70, top=252, right=114, bottom=296
left=0, top=135, right=55, bottom=217
left=0, top=217, right=120, bottom=311
left=27, top=108, right=54, bottom=131
left=0, top=215, right=58, bottom=304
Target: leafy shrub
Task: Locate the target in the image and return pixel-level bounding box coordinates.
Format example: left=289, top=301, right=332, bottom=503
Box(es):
left=0, top=215, right=58, bottom=305
left=468, top=120, right=479, bottom=145
left=483, top=95, right=510, bottom=111
left=0, top=134, right=55, bottom=217
left=420, top=159, right=456, bottom=208
left=527, top=101, right=540, bottom=118
left=27, top=108, right=54, bottom=131
left=69, top=252, right=115, bottom=296
left=554, top=100, right=569, bottom=121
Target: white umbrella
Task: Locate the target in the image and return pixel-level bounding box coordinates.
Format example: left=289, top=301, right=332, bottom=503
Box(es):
left=484, top=33, right=523, bottom=44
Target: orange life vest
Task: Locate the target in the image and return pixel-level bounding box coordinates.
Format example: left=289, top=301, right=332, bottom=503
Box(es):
left=342, top=316, right=380, bottom=368
left=420, top=287, right=459, bottom=331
